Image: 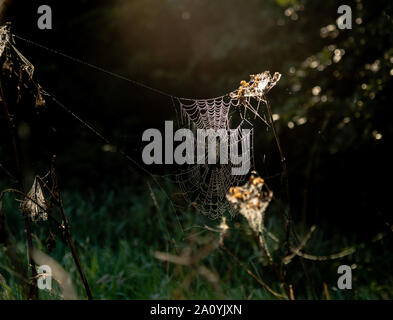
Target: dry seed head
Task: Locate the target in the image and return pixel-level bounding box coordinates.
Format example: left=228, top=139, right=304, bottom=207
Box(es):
left=19, top=177, right=48, bottom=221
left=226, top=172, right=273, bottom=234
left=231, top=71, right=282, bottom=101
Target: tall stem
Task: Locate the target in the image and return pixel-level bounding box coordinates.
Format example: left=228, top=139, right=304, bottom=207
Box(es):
left=58, top=194, right=93, bottom=300
left=37, top=171, right=93, bottom=300
left=0, top=80, right=38, bottom=299
left=263, top=97, right=316, bottom=299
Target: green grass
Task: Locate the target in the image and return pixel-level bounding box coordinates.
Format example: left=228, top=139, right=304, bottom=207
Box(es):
left=1, top=181, right=392, bottom=300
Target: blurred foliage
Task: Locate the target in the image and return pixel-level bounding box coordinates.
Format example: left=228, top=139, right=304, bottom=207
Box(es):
left=1, top=183, right=392, bottom=299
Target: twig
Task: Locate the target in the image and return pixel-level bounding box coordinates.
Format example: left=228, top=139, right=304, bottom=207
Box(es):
left=0, top=80, right=38, bottom=299
left=0, top=162, right=17, bottom=182
left=294, top=247, right=356, bottom=261
left=0, top=196, right=29, bottom=297
left=251, top=228, right=290, bottom=297
left=283, top=225, right=317, bottom=264
left=0, top=81, right=21, bottom=175
left=220, top=244, right=287, bottom=300
left=36, top=165, right=93, bottom=300
left=261, top=97, right=316, bottom=299
left=1, top=188, right=61, bottom=226
left=289, top=284, right=295, bottom=300
left=301, top=114, right=331, bottom=225
left=323, top=282, right=330, bottom=300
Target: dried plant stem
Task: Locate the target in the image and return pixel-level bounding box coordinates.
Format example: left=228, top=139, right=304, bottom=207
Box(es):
left=263, top=99, right=292, bottom=244
left=294, top=247, right=356, bottom=261
left=0, top=194, right=29, bottom=297
left=262, top=98, right=316, bottom=299
left=255, top=231, right=290, bottom=297
left=283, top=225, right=317, bottom=264
left=263, top=99, right=287, bottom=179
left=36, top=174, right=93, bottom=300
left=1, top=189, right=50, bottom=218
left=0, top=82, right=20, bottom=174
left=1, top=73, right=91, bottom=298
left=59, top=211, right=93, bottom=300
left=242, top=100, right=270, bottom=126
left=323, top=282, right=330, bottom=300
left=2, top=186, right=92, bottom=300
left=58, top=203, right=93, bottom=300
left=220, top=244, right=287, bottom=300
left=289, top=284, right=295, bottom=300
left=0, top=81, right=38, bottom=299
left=0, top=162, right=17, bottom=182
left=257, top=233, right=273, bottom=264
left=243, top=96, right=317, bottom=299
left=23, top=215, right=37, bottom=299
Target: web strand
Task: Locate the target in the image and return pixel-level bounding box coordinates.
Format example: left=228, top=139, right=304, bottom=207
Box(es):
left=2, top=27, right=280, bottom=219
left=12, top=33, right=229, bottom=102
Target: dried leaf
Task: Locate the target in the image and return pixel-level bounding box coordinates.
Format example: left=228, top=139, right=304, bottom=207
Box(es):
left=19, top=177, right=48, bottom=221
left=230, top=71, right=281, bottom=100
left=35, top=85, right=46, bottom=110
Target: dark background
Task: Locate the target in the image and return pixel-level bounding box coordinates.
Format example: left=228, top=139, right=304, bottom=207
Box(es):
left=0, top=0, right=392, bottom=299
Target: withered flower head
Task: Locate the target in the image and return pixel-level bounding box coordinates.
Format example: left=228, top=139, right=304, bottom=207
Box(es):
left=19, top=177, right=48, bottom=222
left=226, top=171, right=272, bottom=234
left=230, top=71, right=281, bottom=100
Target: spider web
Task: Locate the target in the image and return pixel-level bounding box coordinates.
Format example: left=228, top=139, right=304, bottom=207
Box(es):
left=172, top=97, right=255, bottom=219
left=171, top=72, right=281, bottom=219
left=1, top=24, right=282, bottom=220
